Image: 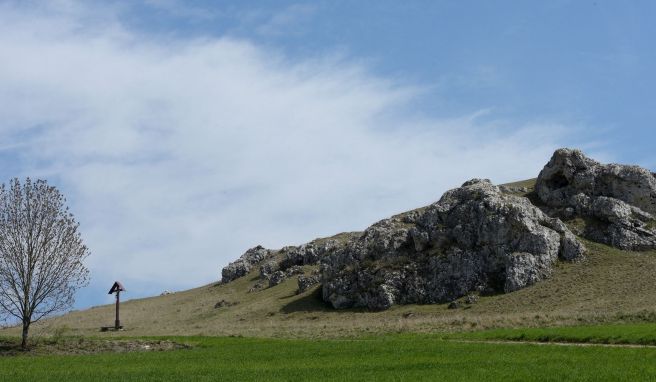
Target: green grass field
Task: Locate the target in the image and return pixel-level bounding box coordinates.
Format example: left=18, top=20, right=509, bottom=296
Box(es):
left=447, top=322, right=656, bottom=345
left=1, top=332, right=656, bottom=381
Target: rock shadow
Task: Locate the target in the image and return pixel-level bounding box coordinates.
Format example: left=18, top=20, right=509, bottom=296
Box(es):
left=281, top=287, right=367, bottom=314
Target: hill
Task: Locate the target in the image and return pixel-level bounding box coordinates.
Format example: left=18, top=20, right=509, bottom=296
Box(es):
left=7, top=176, right=656, bottom=339
left=2, top=148, right=655, bottom=338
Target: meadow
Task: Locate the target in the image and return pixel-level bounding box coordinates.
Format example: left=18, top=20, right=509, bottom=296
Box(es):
left=2, top=328, right=656, bottom=381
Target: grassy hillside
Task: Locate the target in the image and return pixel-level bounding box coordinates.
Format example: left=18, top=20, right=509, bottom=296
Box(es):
left=3, top=179, right=656, bottom=339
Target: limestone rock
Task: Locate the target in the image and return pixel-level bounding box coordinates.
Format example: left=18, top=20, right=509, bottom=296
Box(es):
left=221, top=245, right=272, bottom=283
left=279, top=239, right=344, bottom=269
left=465, top=294, right=479, bottom=304
left=321, top=179, right=585, bottom=310
left=268, top=271, right=286, bottom=287
left=297, top=274, right=320, bottom=294
left=536, top=148, right=656, bottom=250
left=259, top=260, right=279, bottom=281
left=240, top=233, right=359, bottom=288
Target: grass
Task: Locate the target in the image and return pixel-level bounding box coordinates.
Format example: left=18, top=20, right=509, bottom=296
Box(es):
left=1, top=334, right=656, bottom=381
left=446, top=322, right=656, bottom=346
left=647, top=220, right=656, bottom=231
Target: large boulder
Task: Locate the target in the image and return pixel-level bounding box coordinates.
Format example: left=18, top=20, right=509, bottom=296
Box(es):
left=321, top=179, right=585, bottom=310
left=221, top=245, right=272, bottom=283
left=536, top=149, right=656, bottom=250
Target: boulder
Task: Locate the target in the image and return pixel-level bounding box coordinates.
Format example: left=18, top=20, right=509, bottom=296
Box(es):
left=536, top=149, right=656, bottom=250
left=321, top=179, right=585, bottom=310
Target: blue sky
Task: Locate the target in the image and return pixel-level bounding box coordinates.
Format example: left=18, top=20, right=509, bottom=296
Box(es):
left=0, top=0, right=654, bottom=313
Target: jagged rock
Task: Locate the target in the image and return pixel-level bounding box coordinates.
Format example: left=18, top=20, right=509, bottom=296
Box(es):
left=447, top=301, right=460, bottom=309
left=268, top=271, right=286, bottom=287
left=536, top=148, right=656, bottom=250
left=285, top=265, right=304, bottom=277
left=221, top=245, right=272, bottom=283
left=465, top=294, right=479, bottom=304
left=266, top=266, right=305, bottom=288
left=279, top=239, right=344, bottom=269
left=297, top=274, right=320, bottom=294
left=321, top=179, right=585, bottom=310
left=259, top=260, right=279, bottom=281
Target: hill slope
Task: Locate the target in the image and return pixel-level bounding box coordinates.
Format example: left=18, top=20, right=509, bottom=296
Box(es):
left=6, top=179, right=656, bottom=339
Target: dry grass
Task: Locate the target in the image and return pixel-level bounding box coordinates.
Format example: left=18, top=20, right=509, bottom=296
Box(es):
left=0, top=239, right=652, bottom=340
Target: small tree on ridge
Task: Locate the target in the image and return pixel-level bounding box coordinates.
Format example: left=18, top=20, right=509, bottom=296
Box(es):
left=0, top=178, right=89, bottom=349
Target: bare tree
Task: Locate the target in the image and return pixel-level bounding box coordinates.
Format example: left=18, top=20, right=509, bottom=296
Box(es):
left=0, top=178, right=89, bottom=349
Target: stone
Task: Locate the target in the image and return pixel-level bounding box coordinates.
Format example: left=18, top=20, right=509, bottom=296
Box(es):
left=464, top=294, right=479, bottom=304
left=259, top=260, right=279, bottom=281
left=536, top=148, right=656, bottom=250
left=447, top=301, right=460, bottom=309
left=221, top=245, right=272, bottom=283
left=321, top=179, right=585, bottom=310
left=268, top=271, right=287, bottom=287
left=297, top=274, right=320, bottom=294
left=285, top=266, right=304, bottom=277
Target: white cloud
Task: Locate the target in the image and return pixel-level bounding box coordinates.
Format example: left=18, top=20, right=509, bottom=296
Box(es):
left=0, top=2, right=574, bottom=305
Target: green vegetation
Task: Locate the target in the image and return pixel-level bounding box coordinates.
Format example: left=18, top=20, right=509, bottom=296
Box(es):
left=647, top=220, right=656, bottom=231
left=447, top=322, right=656, bottom=345
left=2, top=335, right=656, bottom=381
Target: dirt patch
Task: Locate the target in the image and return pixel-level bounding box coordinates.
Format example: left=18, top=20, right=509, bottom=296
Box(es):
left=0, top=338, right=191, bottom=356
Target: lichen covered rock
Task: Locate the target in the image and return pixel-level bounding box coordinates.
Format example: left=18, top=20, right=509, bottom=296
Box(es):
left=321, top=179, right=585, bottom=310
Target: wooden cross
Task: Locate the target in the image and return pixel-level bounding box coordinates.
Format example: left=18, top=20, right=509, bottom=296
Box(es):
left=108, top=281, right=126, bottom=330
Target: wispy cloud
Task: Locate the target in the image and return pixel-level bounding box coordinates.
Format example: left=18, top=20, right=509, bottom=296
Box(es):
left=0, top=1, right=575, bottom=305
left=255, top=3, right=318, bottom=36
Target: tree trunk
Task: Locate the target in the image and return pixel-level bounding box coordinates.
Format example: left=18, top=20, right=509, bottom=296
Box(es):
left=21, top=321, right=30, bottom=350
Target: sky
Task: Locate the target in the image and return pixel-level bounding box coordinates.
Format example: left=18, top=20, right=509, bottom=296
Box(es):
left=0, top=0, right=654, bottom=312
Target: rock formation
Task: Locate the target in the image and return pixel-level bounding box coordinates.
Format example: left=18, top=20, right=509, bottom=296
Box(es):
left=221, top=234, right=360, bottom=286
left=219, top=148, right=655, bottom=311
left=221, top=245, right=271, bottom=283
left=297, top=273, right=320, bottom=294
left=535, top=149, right=656, bottom=250
left=321, top=179, right=585, bottom=310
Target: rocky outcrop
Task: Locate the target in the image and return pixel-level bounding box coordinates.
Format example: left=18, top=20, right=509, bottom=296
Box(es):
left=221, top=234, right=360, bottom=287
left=221, top=245, right=271, bottom=283
left=268, top=266, right=304, bottom=287
left=536, top=149, right=656, bottom=250
left=297, top=274, right=320, bottom=294
left=219, top=148, right=655, bottom=312
left=321, top=179, right=585, bottom=310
